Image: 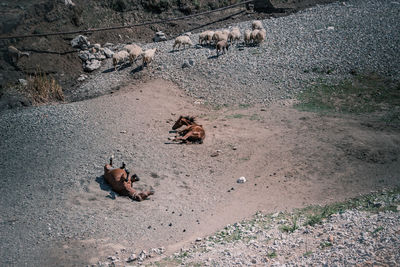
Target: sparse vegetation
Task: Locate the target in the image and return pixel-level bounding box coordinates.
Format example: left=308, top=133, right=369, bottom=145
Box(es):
left=151, top=188, right=400, bottom=266
left=303, top=251, right=313, bottom=257
left=226, top=113, right=246, bottom=119
left=319, top=241, right=333, bottom=249
left=280, top=216, right=299, bottom=233
left=303, top=187, right=400, bottom=226
left=372, top=226, right=384, bottom=235
left=25, top=70, right=64, bottom=104
left=295, top=74, right=400, bottom=115
left=268, top=251, right=277, bottom=258
left=249, top=113, right=261, bottom=121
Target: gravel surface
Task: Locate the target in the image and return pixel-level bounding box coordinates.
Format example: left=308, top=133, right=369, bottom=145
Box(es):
left=154, top=191, right=400, bottom=266
left=1, top=0, right=399, bottom=266
left=0, top=87, right=223, bottom=266
left=71, top=0, right=400, bottom=105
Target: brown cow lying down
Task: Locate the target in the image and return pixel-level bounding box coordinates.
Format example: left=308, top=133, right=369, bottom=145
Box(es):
left=103, top=158, right=154, bottom=201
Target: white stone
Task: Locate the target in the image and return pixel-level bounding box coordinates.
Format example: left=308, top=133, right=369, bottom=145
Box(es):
left=84, top=59, right=101, bottom=72
left=102, top=47, right=114, bottom=58
left=237, top=176, right=246, bottom=183
left=77, top=74, right=88, bottom=82
left=71, top=35, right=90, bottom=49
left=18, top=79, right=27, bottom=86
left=126, top=254, right=137, bottom=262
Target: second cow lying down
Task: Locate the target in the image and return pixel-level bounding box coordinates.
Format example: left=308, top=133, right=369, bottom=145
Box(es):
left=104, top=158, right=154, bottom=201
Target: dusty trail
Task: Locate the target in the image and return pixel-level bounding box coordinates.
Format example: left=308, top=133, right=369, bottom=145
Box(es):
left=1, top=80, right=399, bottom=266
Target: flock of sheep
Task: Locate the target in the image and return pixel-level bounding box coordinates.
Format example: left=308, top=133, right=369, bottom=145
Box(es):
left=112, top=20, right=266, bottom=70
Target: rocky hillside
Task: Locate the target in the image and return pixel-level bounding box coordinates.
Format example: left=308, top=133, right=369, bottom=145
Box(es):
left=0, top=0, right=335, bottom=104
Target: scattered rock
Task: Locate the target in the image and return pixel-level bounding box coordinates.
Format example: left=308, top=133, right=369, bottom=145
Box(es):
left=126, top=254, right=137, bottom=262
left=237, top=176, right=247, bottom=183
left=153, top=31, right=167, bottom=42
left=77, top=74, right=88, bottom=82
left=18, top=79, right=27, bottom=87
left=182, top=61, right=191, bottom=69
left=71, top=35, right=90, bottom=49
left=94, top=51, right=106, bottom=61
left=138, top=250, right=147, bottom=261
left=93, top=43, right=101, bottom=50
left=103, top=42, right=114, bottom=48
left=78, top=50, right=94, bottom=62
left=107, top=256, right=116, bottom=261
left=210, top=151, right=219, bottom=157
left=102, top=47, right=114, bottom=58
left=84, top=60, right=101, bottom=72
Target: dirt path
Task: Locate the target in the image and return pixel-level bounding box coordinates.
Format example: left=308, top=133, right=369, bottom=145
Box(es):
left=27, top=79, right=398, bottom=266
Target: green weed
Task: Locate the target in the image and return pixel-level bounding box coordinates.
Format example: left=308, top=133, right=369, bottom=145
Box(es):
left=295, top=74, right=400, bottom=114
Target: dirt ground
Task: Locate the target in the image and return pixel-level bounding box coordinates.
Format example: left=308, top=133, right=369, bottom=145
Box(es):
left=44, top=79, right=400, bottom=265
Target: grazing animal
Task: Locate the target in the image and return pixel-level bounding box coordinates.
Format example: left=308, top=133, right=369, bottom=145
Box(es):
left=250, top=29, right=260, bottom=44
left=244, top=29, right=252, bottom=45
left=255, top=29, right=266, bottom=44
left=199, top=30, right=214, bottom=45
left=228, top=28, right=241, bottom=44
left=252, top=20, right=263, bottom=30
left=124, top=44, right=143, bottom=64
left=172, top=116, right=205, bottom=144
left=222, top=29, right=231, bottom=35
left=142, top=48, right=157, bottom=68
left=8, top=45, right=29, bottom=64
left=173, top=35, right=193, bottom=50
left=103, top=157, right=154, bottom=201
left=112, top=50, right=129, bottom=70
left=199, top=30, right=215, bottom=45
left=216, top=40, right=229, bottom=56
left=212, top=31, right=228, bottom=45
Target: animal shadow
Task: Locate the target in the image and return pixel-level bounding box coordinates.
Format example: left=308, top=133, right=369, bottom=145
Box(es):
left=130, top=65, right=143, bottom=74
left=207, top=55, right=219, bottom=60
left=116, top=63, right=131, bottom=71
left=95, top=176, right=116, bottom=200
left=102, top=68, right=114, bottom=73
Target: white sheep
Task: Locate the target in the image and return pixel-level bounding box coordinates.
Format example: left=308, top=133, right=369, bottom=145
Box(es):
left=255, top=29, right=267, bottom=44
left=142, top=48, right=157, bottom=68
left=212, top=31, right=228, bottom=44
left=173, top=36, right=193, bottom=50
left=124, top=44, right=143, bottom=64
left=228, top=28, right=241, bottom=44
left=216, top=40, right=229, bottom=56
left=244, top=29, right=252, bottom=45
left=252, top=20, right=263, bottom=30
left=199, top=30, right=214, bottom=45
left=205, top=31, right=215, bottom=45
left=112, top=50, right=129, bottom=70
left=250, top=29, right=260, bottom=44
left=8, top=45, right=29, bottom=64
left=222, top=29, right=231, bottom=35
